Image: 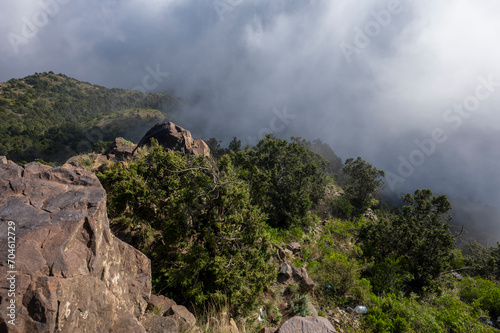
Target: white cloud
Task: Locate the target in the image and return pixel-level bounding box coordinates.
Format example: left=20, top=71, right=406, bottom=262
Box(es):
left=1, top=0, right=499, bottom=214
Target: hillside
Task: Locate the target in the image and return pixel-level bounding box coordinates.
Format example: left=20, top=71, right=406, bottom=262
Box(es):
left=1, top=73, right=499, bottom=332
left=94, top=132, right=499, bottom=332
left=0, top=72, right=179, bottom=163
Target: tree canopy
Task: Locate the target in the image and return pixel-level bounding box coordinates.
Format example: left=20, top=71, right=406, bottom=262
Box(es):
left=230, top=135, right=328, bottom=228
left=342, top=157, right=385, bottom=215
left=98, top=142, right=275, bottom=311
left=359, top=189, right=456, bottom=293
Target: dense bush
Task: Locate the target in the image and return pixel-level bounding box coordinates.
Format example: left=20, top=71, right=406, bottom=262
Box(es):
left=359, top=189, right=456, bottom=294
left=307, top=219, right=369, bottom=305
left=98, top=142, right=275, bottom=313
left=459, top=277, right=500, bottom=321
left=342, top=157, right=385, bottom=215
left=463, top=241, right=500, bottom=280
left=364, top=292, right=496, bottom=333
left=230, top=135, right=328, bottom=228
left=330, top=197, right=355, bottom=220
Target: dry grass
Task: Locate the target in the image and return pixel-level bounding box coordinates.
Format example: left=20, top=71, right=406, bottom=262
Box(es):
left=180, top=303, right=245, bottom=333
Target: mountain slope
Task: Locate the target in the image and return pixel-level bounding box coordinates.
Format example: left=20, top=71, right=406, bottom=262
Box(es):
left=0, top=72, right=179, bottom=162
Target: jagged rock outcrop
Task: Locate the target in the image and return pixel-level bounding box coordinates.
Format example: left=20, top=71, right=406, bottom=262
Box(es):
left=278, top=262, right=315, bottom=293
left=105, top=137, right=137, bottom=160
left=133, top=122, right=210, bottom=157
left=143, top=295, right=196, bottom=330
left=278, top=263, right=293, bottom=280
left=288, top=242, right=301, bottom=254
left=63, top=153, right=109, bottom=173
left=0, top=161, right=152, bottom=332
left=141, top=315, right=178, bottom=333
left=275, top=316, right=336, bottom=333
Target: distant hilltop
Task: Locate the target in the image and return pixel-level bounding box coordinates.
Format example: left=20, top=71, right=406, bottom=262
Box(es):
left=0, top=72, right=179, bottom=163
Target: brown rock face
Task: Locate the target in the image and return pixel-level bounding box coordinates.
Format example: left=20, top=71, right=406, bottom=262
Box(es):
left=146, top=294, right=176, bottom=316
left=141, top=315, right=178, bottom=333
left=134, top=122, right=210, bottom=157
left=0, top=161, right=151, bottom=332
left=105, top=137, right=137, bottom=160
left=143, top=295, right=197, bottom=331
left=276, top=316, right=336, bottom=333
left=165, top=305, right=197, bottom=328
left=63, top=153, right=110, bottom=173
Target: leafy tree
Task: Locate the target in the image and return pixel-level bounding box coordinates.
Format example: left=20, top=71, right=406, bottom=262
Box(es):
left=359, top=189, right=456, bottom=293
left=342, top=157, right=385, bottom=215
left=206, top=137, right=221, bottom=151
left=463, top=241, right=500, bottom=280
left=98, top=142, right=275, bottom=312
left=230, top=135, right=328, bottom=228
left=228, top=137, right=242, bottom=152
left=206, top=137, right=226, bottom=159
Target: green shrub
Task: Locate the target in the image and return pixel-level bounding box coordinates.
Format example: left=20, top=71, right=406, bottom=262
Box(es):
left=459, top=277, right=500, bottom=320
left=266, top=305, right=282, bottom=325
left=318, top=219, right=362, bottom=258
left=266, top=226, right=305, bottom=246
left=230, top=135, right=328, bottom=228
left=358, top=190, right=456, bottom=294
left=365, top=257, right=412, bottom=295
left=330, top=197, right=354, bottom=219
left=98, top=143, right=276, bottom=314
left=363, top=292, right=496, bottom=333
left=290, top=294, right=311, bottom=317
left=121, top=139, right=134, bottom=146
left=341, top=157, right=385, bottom=215
left=77, top=155, right=94, bottom=171
left=309, top=251, right=368, bottom=305
left=463, top=241, right=500, bottom=280
left=34, top=158, right=56, bottom=167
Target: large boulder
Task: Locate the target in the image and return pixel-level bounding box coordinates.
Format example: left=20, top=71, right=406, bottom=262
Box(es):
left=146, top=294, right=177, bottom=316
left=276, top=316, right=336, bottom=333
left=63, top=153, right=109, bottom=173
left=134, top=122, right=210, bottom=157
left=105, top=137, right=137, bottom=160
left=165, top=305, right=197, bottom=328
left=0, top=161, right=151, bottom=332
left=141, top=315, right=178, bottom=333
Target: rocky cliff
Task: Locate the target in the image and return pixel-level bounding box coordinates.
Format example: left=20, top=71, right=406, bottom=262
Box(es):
left=0, top=158, right=151, bottom=332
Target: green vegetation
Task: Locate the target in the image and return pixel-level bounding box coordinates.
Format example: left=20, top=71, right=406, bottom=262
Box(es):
left=342, top=157, right=385, bottom=215
left=290, top=294, right=312, bottom=317
left=98, top=141, right=275, bottom=312
left=96, top=134, right=499, bottom=332
left=0, top=72, right=178, bottom=162
left=363, top=292, right=496, bottom=333
left=230, top=135, right=328, bottom=228
left=359, top=189, right=457, bottom=294
left=7, top=72, right=495, bottom=331
left=460, top=277, right=500, bottom=321
left=463, top=241, right=500, bottom=280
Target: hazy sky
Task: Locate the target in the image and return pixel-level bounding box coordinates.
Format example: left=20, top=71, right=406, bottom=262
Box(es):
left=1, top=0, right=500, bottom=224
